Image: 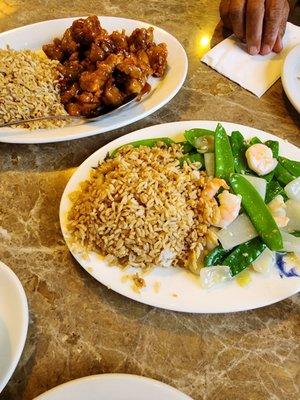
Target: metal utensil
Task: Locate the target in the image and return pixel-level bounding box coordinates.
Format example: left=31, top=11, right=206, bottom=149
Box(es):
left=0, top=94, right=139, bottom=128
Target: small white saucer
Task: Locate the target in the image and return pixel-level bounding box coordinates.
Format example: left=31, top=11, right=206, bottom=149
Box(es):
left=282, top=43, right=300, bottom=113
left=0, top=261, right=28, bottom=393
left=34, top=373, right=192, bottom=400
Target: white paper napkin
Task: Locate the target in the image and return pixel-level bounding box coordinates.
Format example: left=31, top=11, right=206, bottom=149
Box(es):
left=201, top=22, right=300, bottom=97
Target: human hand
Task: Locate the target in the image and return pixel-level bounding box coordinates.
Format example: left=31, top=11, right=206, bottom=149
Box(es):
left=219, top=0, right=290, bottom=55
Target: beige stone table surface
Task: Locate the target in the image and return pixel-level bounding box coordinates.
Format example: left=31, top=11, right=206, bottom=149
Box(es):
left=0, top=1, right=299, bottom=399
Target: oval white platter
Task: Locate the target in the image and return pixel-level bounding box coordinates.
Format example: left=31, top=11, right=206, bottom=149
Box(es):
left=282, top=43, right=300, bottom=114
left=0, top=16, right=187, bottom=144
left=34, top=373, right=192, bottom=400
left=60, top=121, right=300, bottom=313
left=0, top=261, right=28, bottom=393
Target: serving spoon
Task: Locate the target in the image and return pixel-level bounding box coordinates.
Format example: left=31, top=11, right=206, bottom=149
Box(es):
left=0, top=93, right=140, bottom=128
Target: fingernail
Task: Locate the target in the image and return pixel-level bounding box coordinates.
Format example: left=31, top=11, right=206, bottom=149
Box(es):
left=249, top=46, right=258, bottom=55
left=261, top=44, right=271, bottom=55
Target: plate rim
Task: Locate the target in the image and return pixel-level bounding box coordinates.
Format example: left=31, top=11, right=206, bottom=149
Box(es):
left=281, top=43, right=300, bottom=113
left=0, top=261, right=29, bottom=393
left=0, top=15, right=188, bottom=144
left=59, top=120, right=300, bottom=314
left=34, top=373, right=193, bottom=400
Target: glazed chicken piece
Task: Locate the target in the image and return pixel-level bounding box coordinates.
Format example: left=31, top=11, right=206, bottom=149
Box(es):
left=128, top=27, right=154, bottom=51
left=60, top=83, right=79, bottom=104
left=79, top=54, right=124, bottom=94
left=61, top=28, right=79, bottom=54
left=66, top=101, right=99, bottom=117
left=65, top=103, right=81, bottom=116
left=57, top=60, right=84, bottom=82
left=116, top=58, right=143, bottom=80
left=76, top=89, right=102, bottom=116
left=86, top=38, right=117, bottom=63
left=109, top=30, right=128, bottom=52
left=136, top=50, right=153, bottom=76
left=69, top=51, right=79, bottom=61
left=76, top=91, right=97, bottom=104
left=98, top=37, right=114, bottom=54
left=66, top=85, right=103, bottom=117
left=80, top=58, right=96, bottom=72
left=102, top=79, right=124, bottom=106
left=79, top=63, right=112, bottom=93
left=114, top=54, right=151, bottom=94
left=100, top=53, right=125, bottom=69
left=125, top=78, right=146, bottom=94
left=79, top=71, right=103, bottom=93
left=42, top=38, right=65, bottom=62
left=147, top=43, right=168, bottom=77
left=79, top=102, right=101, bottom=116
left=114, top=58, right=143, bottom=94
left=71, top=15, right=107, bottom=45
left=87, top=43, right=106, bottom=62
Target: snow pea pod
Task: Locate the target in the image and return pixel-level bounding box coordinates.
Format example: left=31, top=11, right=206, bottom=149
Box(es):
left=204, top=246, right=231, bottom=267
left=179, top=152, right=204, bottom=168
left=248, top=137, right=262, bottom=146
left=222, top=238, right=267, bottom=276
left=278, top=156, right=300, bottom=178
left=274, top=162, right=295, bottom=186
left=229, top=174, right=283, bottom=251
left=178, top=141, right=194, bottom=154
left=230, top=131, right=249, bottom=174
left=184, top=128, right=214, bottom=149
left=265, top=140, right=279, bottom=158
left=110, top=137, right=174, bottom=156
left=263, top=171, right=276, bottom=183
left=265, top=180, right=288, bottom=204
left=215, top=124, right=235, bottom=182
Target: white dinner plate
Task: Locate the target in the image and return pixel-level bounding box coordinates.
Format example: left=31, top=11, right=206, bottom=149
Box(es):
left=282, top=43, right=300, bottom=113
left=0, top=16, right=187, bottom=144
left=60, top=121, right=300, bottom=313
left=34, top=373, right=192, bottom=400
left=0, top=261, right=28, bottom=393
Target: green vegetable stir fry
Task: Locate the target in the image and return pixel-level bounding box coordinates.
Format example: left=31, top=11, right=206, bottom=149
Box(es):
left=112, top=123, right=300, bottom=288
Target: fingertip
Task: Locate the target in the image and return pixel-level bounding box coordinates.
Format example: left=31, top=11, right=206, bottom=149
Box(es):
left=260, top=44, right=271, bottom=55
left=248, top=46, right=259, bottom=55
left=273, top=36, right=283, bottom=53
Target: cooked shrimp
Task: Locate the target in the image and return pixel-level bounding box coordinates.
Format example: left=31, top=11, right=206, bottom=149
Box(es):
left=201, top=178, right=241, bottom=228
left=246, top=144, right=278, bottom=176
left=268, top=195, right=289, bottom=228
left=202, top=178, right=229, bottom=198
left=215, top=190, right=242, bottom=228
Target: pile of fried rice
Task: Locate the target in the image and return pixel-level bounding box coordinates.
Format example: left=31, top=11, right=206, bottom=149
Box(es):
left=0, top=48, right=68, bottom=130
left=67, top=143, right=219, bottom=271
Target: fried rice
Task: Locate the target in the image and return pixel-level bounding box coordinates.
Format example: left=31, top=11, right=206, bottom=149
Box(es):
left=0, top=48, right=68, bottom=130
left=67, top=143, right=218, bottom=270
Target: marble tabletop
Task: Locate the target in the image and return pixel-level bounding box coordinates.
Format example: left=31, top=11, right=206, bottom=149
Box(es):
left=0, top=1, right=299, bottom=399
